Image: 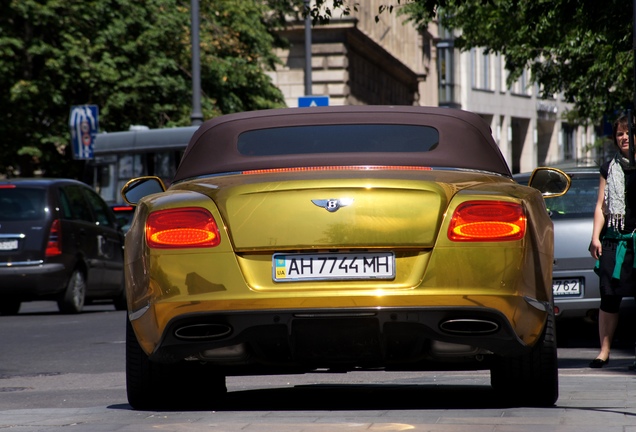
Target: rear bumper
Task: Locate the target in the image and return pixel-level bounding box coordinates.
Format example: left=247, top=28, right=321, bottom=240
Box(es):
left=139, top=306, right=543, bottom=373
left=0, top=262, right=67, bottom=298
left=553, top=268, right=602, bottom=319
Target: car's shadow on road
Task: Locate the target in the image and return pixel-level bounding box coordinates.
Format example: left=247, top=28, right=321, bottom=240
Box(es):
left=109, top=382, right=550, bottom=412
left=106, top=316, right=636, bottom=412
left=214, top=383, right=506, bottom=410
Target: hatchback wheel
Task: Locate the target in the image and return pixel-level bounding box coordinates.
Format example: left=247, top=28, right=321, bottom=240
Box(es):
left=57, top=269, right=86, bottom=314
left=113, top=289, right=127, bottom=311
left=125, top=317, right=227, bottom=410
left=113, top=277, right=127, bottom=311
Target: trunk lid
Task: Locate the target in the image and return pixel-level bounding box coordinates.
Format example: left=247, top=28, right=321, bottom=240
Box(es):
left=173, top=169, right=502, bottom=251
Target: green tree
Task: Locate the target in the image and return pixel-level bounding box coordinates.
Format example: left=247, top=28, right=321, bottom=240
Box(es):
left=0, top=0, right=286, bottom=178
left=312, top=0, right=632, bottom=125
left=398, top=0, right=632, bottom=126
left=407, top=0, right=632, bottom=125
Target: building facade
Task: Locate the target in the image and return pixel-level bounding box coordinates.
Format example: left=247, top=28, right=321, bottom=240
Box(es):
left=436, top=22, right=600, bottom=173
left=267, top=0, right=438, bottom=108
left=267, top=3, right=601, bottom=174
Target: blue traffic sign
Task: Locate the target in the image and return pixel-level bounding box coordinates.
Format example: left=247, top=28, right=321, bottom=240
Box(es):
left=298, top=95, right=329, bottom=107
left=69, top=105, right=99, bottom=160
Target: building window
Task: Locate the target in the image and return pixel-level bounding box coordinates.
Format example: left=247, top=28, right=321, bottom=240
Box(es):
left=482, top=51, right=490, bottom=89
left=510, top=68, right=531, bottom=96
left=437, top=41, right=456, bottom=105
left=471, top=48, right=492, bottom=91
left=436, top=16, right=459, bottom=108
left=562, top=123, right=575, bottom=161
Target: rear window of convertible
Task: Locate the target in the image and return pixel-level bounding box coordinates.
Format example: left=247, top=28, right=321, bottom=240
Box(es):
left=237, top=125, right=440, bottom=156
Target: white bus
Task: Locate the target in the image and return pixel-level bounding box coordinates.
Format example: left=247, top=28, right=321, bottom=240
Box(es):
left=89, top=126, right=198, bottom=205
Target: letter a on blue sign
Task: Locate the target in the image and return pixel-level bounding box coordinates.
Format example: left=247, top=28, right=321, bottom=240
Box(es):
left=69, top=105, right=99, bottom=160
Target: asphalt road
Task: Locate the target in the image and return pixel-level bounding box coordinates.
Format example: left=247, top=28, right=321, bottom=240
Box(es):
left=2, top=302, right=636, bottom=431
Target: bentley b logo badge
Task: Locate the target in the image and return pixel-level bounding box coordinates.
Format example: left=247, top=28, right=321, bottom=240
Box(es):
left=311, top=198, right=354, bottom=212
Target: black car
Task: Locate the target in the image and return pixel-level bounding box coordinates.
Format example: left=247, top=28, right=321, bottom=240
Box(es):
left=0, top=178, right=125, bottom=314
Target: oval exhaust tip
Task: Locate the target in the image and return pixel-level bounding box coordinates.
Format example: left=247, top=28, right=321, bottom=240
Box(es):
left=439, top=319, right=499, bottom=334
left=175, top=323, right=232, bottom=340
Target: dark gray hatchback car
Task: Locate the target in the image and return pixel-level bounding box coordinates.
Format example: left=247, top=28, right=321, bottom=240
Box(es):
left=0, top=178, right=125, bottom=314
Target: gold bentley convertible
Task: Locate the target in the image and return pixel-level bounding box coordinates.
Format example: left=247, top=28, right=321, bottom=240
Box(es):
left=121, top=106, right=570, bottom=409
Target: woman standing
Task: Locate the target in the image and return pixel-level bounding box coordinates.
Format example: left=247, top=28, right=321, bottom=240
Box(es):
left=588, top=113, right=636, bottom=368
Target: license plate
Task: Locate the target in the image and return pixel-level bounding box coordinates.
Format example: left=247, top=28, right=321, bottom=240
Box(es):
left=273, top=252, right=395, bottom=282
left=0, top=239, right=18, bottom=251
left=552, top=278, right=582, bottom=297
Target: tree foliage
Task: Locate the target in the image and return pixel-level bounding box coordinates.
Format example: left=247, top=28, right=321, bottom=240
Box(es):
left=402, top=0, right=633, bottom=125
left=0, top=0, right=287, bottom=178
left=3, top=0, right=629, bottom=178
left=314, top=0, right=632, bottom=125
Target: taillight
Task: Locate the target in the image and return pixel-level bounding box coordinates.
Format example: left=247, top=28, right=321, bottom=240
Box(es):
left=145, top=207, right=221, bottom=249
left=112, top=205, right=134, bottom=212
left=447, top=201, right=526, bottom=242
left=46, top=219, right=62, bottom=256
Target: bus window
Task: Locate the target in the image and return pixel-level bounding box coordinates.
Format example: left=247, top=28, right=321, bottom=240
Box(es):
left=89, top=126, right=198, bottom=205
left=93, top=163, right=117, bottom=204
left=154, top=151, right=181, bottom=187
left=118, top=154, right=144, bottom=179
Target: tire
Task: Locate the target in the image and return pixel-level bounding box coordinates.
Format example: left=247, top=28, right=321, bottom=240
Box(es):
left=113, top=277, right=127, bottom=311
left=57, top=269, right=86, bottom=314
left=113, top=290, right=127, bottom=311
left=490, top=311, right=559, bottom=407
left=126, top=317, right=227, bottom=410
left=0, top=301, right=21, bottom=315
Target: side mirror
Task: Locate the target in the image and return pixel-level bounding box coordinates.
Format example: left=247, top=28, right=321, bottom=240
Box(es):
left=527, top=167, right=571, bottom=198
left=121, top=176, right=166, bottom=205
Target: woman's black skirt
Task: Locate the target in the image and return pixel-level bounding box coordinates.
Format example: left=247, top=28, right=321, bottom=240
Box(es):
left=598, top=237, right=636, bottom=297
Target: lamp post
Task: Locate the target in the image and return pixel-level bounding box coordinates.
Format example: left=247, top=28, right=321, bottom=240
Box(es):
left=190, top=0, right=203, bottom=126
left=304, top=0, right=312, bottom=96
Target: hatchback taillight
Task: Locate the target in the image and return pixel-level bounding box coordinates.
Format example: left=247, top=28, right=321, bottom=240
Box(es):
left=447, top=201, right=526, bottom=242
left=45, top=219, right=62, bottom=256
left=146, top=207, right=221, bottom=249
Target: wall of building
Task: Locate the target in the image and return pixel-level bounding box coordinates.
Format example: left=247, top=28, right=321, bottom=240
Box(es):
left=451, top=47, right=595, bottom=173
left=351, top=0, right=438, bottom=106
left=266, top=3, right=437, bottom=108
left=266, top=3, right=596, bottom=172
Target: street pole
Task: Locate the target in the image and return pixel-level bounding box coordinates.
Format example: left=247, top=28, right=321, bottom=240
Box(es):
left=304, top=0, right=312, bottom=96
left=190, top=0, right=203, bottom=126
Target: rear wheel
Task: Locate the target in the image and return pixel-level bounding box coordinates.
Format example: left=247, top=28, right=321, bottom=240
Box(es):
left=0, top=300, right=21, bottom=315
left=57, top=269, right=86, bottom=314
left=490, top=311, right=558, bottom=407
left=126, top=317, right=227, bottom=410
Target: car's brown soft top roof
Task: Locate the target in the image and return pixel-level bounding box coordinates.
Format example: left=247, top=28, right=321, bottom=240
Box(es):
left=173, top=105, right=511, bottom=182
